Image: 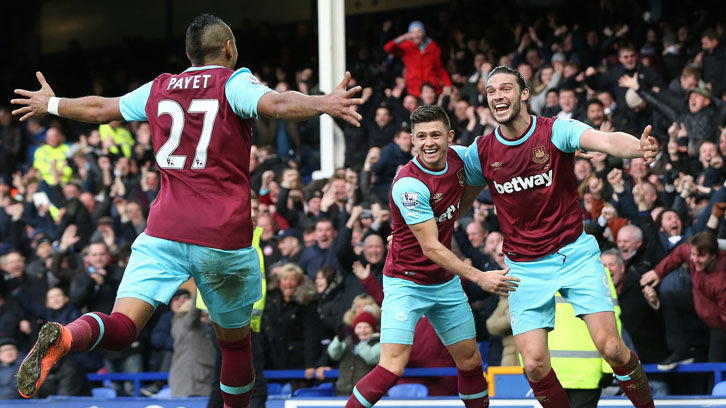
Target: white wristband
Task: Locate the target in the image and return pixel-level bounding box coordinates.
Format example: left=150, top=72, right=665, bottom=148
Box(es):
left=47, top=97, right=61, bottom=116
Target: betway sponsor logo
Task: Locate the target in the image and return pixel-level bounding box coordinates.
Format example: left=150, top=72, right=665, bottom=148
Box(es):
left=436, top=202, right=459, bottom=223
left=493, top=169, right=553, bottom=194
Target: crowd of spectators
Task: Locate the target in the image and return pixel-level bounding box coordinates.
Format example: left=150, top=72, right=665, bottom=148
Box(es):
left=1, top=0, right=726, bottom=399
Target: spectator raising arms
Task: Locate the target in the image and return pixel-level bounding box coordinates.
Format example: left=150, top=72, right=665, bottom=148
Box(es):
left=383, top=21, right=453, bottom=98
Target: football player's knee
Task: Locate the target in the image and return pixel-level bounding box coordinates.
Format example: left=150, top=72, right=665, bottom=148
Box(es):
left=598, top=337, right=625, bottom=362
left=459, top=346, right=482, bottom=370
left=521, top=352, right=548, bottom=375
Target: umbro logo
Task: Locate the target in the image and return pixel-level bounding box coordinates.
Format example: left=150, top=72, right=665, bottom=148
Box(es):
left=491, top=162, right=502, bottom=170
left=432, top=193, right=443, bottom=202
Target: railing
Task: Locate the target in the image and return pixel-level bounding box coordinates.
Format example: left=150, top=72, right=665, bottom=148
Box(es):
left=87, top=363, right=726, bottom=397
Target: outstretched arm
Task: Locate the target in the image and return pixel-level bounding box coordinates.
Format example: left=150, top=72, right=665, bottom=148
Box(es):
left=579, top=125, right=658, bottom=164
left=409, top=218, right=518, bottom=296
left=257, top=71, right=364, bottom=126
left=12, top=72, right=123, bottom=123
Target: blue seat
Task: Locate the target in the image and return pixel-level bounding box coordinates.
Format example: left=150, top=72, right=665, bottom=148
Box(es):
left=713, top=381, right=726, bottom=396
left=155, top=386, right=171, bottom=398
left=387, top=383, right=428, bottom=398
left=267, top=382, right=283, bottom=395
left=91, top=387, right=117, bottom=398
left=280, top=382, right=293, bottom=396
left=293, top=387, right=335, bottom=397
left=315, top=382, right=334, bottom=391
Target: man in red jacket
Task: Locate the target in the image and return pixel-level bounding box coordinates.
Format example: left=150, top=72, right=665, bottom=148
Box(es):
left=384, top=21, right=453, bottom=98
left=641, top=232, right=726, bottom=367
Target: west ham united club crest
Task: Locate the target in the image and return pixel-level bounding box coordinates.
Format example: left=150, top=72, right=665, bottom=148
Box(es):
left=456, top=168, right=465, bottom=186
left=532, top=146, right=549, bottom=165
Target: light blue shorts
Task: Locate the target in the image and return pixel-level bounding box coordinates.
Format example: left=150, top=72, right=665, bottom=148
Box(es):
left=506, top=232, right=614, bottom=336
left=117, top=233, right=262, bottom=329
left=380, top=275, right=475, bottom=346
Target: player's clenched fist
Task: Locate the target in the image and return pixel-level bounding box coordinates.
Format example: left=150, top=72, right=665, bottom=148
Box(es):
left=475, top=267, right=519, bottom=296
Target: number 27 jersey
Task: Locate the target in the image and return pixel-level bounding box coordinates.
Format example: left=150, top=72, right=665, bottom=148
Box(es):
left=119, top=65, right=272, bottom=249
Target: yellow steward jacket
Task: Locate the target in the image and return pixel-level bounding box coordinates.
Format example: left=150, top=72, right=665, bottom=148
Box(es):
left=548, top=270, right=621, bottom=389
left=249, top=226, right=266, bottom=333
left=33, top=144, right=72, bottom=185
left=99, top=124, right=134, bottom=158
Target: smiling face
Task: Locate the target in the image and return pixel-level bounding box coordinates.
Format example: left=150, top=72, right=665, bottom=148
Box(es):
left=558, top=89, right=577, bottom=113
left=354, top=322, right=374, bottom=342
left=616, top=226, right=642, bottom=261
left=363, top=234, right=385, bottom=264
left=411, top=120, right=453, bottom=170
left=315, top=271, right=328, bottom=294
left=659, top=210, right=682, bottom=237
left=601, top=253, right=625, bottom=287
left=587, top=103, right=605, bottom=127
left=280, top=270, right=300, bottom=301
left=486, top=72, right=529, bottom=125
left=45, top=288, right=67, bottom=311
left=315, top=219, right=336, bottom=249
left=690, top=247, right=715, bottom=273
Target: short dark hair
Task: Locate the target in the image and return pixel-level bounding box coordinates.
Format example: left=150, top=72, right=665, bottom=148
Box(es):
left=689, top=232, right=718, bottom=256
left=701, top=28, right=718, bottom=41
left=585, top=98, right=604, bottom=110
left=487, top=65, right=528, bottom=92
left=420, top=82, right=436, bottom=92
left=410, top=105, right=450, bottom=132
left=682, top=65, right=702, bottom=80
left=185, top=14, right=226, bottom=65
left=546, top=88, right=559, bottom=97
left=654, top=208, right=679, bottom=231
left=558, top=85, right=577, bottom=95
left=618, top=43, right=637, bottom=54
left=316, top=266, right=337, bottom=285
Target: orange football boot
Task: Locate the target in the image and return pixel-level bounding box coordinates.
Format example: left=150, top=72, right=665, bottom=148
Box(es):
left=17, top=322, right=72, bottom=398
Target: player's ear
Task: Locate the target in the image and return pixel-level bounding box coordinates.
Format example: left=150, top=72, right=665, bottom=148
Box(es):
left=225, top=40, right=233, bottom=58
left=520, top=86, right=530, bottom=103
left=448, top=129, right=455, bottom=143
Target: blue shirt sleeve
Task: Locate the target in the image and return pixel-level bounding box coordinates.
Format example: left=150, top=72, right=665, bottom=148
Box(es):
left=551, top=118, right=592, bottom=153
left=451, top=145, right=467, bottom=161
left=462, top=139, right=487, bottom=186
left=119, top=81, right=152, bottom=122
left=391, top=177, right=433, bottom=225
left=224, top=68, right=274, bottom=119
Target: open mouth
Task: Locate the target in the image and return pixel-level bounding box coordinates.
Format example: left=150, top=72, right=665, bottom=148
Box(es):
left=423, top=148, right=438, bottom=155
left=494, top=102, right=510, bottom=114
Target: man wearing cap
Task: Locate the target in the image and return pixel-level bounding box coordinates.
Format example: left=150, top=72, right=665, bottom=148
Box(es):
left=383, top=20, right=453, bottom=98
left=619, top=72, right=726, bottom=155
left=277, top=229, right=303, bottom=265
left=0, top=337, right=21, bottom=399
